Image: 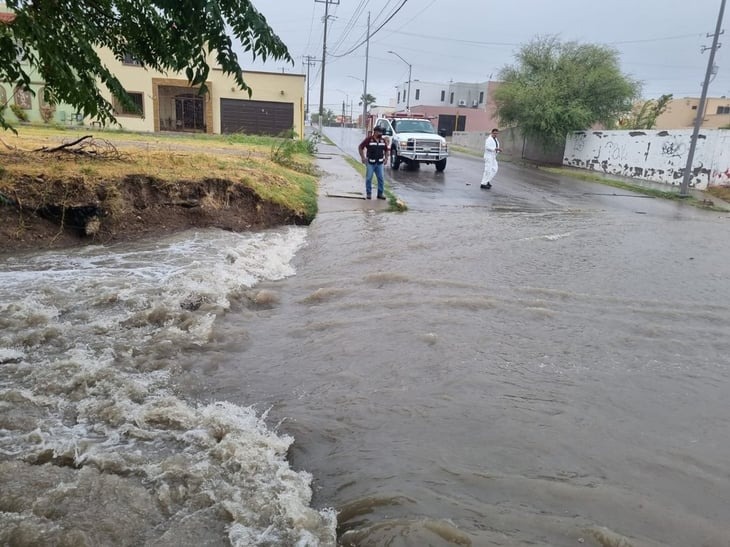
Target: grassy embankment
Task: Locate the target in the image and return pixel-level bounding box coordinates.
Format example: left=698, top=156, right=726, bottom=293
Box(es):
left=0, top=125, right=320, bottom=248
left=1, top=125, right=319, bottom=217
left=541, top=166, right=730, bottom=211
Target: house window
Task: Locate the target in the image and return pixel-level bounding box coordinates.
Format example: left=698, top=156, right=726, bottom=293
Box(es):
left=449, top=92, right=454, bottom=104
left=716, top=105, right=730, bottom=115
left=691, top=105, right=698, bottom=110
left=14, top=86, right=32, bottom=109
left=478, top=91, right=484, bottom=103
left=415, top=89, right=420, bottom=100
left=122, top=53, right=142, bottom=66
left=397, top=91, right=400, bottom=103
left=440, top=90, right=445, bottom=101
left=114, top=91, right=144, bottom=116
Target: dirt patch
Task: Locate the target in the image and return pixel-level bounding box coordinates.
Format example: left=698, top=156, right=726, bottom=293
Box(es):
left=0, top=153, right=308, bottom=254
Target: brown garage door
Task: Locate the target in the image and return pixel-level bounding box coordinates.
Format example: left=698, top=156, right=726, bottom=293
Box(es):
left=220, top=99, right=294, bottom=135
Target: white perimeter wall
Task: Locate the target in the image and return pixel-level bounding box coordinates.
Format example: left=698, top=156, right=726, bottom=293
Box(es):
left=564, top=129, right=730, bottom=190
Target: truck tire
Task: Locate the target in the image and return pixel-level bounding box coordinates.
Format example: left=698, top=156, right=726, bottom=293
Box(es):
left=391, top=152, right=401, bottom=170
left=435, top=158, right=447, bottom=172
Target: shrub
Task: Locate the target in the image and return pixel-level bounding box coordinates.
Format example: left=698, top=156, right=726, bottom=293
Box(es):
left=270, top=135, right=317, bottom=174
left=10, top=104, right=29, bottom=122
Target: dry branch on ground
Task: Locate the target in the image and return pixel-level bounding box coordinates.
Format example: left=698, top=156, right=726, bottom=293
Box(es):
left=33, top=135, right=126, bottom=159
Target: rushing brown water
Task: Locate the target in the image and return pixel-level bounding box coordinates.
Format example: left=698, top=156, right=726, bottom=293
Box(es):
left=186, top=163, right=730, bottom=546
left=2, top=138, right=729, bottom=546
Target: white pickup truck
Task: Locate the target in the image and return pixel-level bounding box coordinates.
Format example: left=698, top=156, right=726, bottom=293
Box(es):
left=373, top=115, right=448, bottom=172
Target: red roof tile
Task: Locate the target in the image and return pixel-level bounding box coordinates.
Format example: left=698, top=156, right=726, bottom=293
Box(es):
left=0, top=12, right=16, bottom=23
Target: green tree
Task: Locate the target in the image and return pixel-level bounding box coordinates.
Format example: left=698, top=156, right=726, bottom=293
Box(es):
left=0, top=1, right=291, bottom=131
left=621, top=94, right=673, bottom=129
left=494, top=36, right=640, bottom=144
left=358, top=93, right=377, bottom=108
left=311, top=109, right=336, bottom=126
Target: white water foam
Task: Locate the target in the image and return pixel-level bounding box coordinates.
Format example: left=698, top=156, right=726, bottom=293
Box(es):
left=0, top=227, right=336, bottom=545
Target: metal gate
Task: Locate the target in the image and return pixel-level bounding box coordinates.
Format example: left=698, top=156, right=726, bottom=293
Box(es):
left=220, top=99, right=294, bottom=135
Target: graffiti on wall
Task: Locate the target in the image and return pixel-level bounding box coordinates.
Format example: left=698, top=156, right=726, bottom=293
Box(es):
left=660, top=139, right=685, bottom=159
left=572, top=132, right=587, bottom=152
left=563, top=129, right=729, bottom=190
left=604, top=141, right=627, bottom=162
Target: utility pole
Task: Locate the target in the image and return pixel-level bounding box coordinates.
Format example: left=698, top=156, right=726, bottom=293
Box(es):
left=315, top=0, right=339, bottom=130
left=302, top=55, right=318, bottom=124
left=363, top=12, right=370, bottom=131
left=680, top=0, right=726, bottom=197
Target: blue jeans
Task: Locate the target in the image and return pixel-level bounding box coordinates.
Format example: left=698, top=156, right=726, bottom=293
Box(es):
left=365, top=162, right=385, bottom=196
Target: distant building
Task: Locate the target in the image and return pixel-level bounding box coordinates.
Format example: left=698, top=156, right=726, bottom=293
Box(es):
left=94, top=48, right=305, bottom=137
left=652, top=96, right=730, bottom=129
left=392, top=79, right=501, bottom=136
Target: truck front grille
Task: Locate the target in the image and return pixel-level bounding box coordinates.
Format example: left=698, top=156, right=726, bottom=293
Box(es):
left=406, top=139, right=443, bottom=152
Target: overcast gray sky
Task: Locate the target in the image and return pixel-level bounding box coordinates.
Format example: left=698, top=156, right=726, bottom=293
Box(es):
left=246, top=0, right=729, bottom=111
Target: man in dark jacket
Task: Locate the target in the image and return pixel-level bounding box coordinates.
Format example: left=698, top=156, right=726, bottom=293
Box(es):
left=358, top=126, right=390, bottom=200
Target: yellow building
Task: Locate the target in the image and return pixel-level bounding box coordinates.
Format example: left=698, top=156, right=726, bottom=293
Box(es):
left=95, top=48, right=306, bottom=138
left=654, top=96, right=730, bottom=130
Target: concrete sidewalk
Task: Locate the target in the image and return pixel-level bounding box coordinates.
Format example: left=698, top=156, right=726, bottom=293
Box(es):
left=314, top=141, right=390, bottom=213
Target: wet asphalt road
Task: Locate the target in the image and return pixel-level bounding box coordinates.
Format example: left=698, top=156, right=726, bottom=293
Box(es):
left=323, top=126, right=693, bottom=218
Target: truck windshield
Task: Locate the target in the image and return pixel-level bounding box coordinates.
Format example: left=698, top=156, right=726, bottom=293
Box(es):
left=394, top=120, right=435, bottom=133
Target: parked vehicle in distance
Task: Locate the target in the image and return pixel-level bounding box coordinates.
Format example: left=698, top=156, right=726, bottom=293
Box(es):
left=372, top=113, right=448, bottom=172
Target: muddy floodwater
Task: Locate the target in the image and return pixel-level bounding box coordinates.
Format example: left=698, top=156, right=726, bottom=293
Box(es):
left=2, top=138, right=729, bottom=546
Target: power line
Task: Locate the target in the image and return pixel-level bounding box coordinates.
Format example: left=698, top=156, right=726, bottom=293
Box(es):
left=606, top=33, right=705, bottom=45
left=328, top=0, right=369, bottom=54
left=329, top=0, right=409, bottom=58
left=302, top=2, right=318, bottom=57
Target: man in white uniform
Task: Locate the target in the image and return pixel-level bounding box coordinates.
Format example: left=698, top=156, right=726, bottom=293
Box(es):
left=480, top=128, right=501, bottom=189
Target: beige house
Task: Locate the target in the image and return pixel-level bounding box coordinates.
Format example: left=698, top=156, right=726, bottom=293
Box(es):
left=96, top=48, right=306, bottom=138
left=653, top=96, right=730, bottom=130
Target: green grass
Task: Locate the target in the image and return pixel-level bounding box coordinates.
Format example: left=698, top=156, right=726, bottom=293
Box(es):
left=343, top=156, right=407, bottom=211
left=1, top=125, right=320, bottom=222
left=541, top=166, right=727, bottom=211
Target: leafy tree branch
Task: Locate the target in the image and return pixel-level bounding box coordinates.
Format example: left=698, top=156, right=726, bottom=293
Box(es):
left=0, top=1, right=292, bottom=131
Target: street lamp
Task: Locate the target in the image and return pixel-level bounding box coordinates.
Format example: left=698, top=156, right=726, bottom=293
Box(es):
left=387, top=50, right=411, bottom=112
left=348, top=75, right=366, bottom=128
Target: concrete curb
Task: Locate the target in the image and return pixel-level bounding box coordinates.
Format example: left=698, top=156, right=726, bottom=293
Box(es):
left=314, top=141, right=390, bottom=213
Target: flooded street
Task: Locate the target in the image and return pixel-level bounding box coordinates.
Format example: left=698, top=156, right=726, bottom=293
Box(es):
left=188, top=131, right=730, bottom=545
left=2, top=131, right=730, bottom=546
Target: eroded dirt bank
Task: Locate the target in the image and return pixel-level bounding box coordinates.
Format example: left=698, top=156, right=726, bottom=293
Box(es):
left=1, top=174, right=306, bottom=253
left=0, top=134, right=316, bottom=253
